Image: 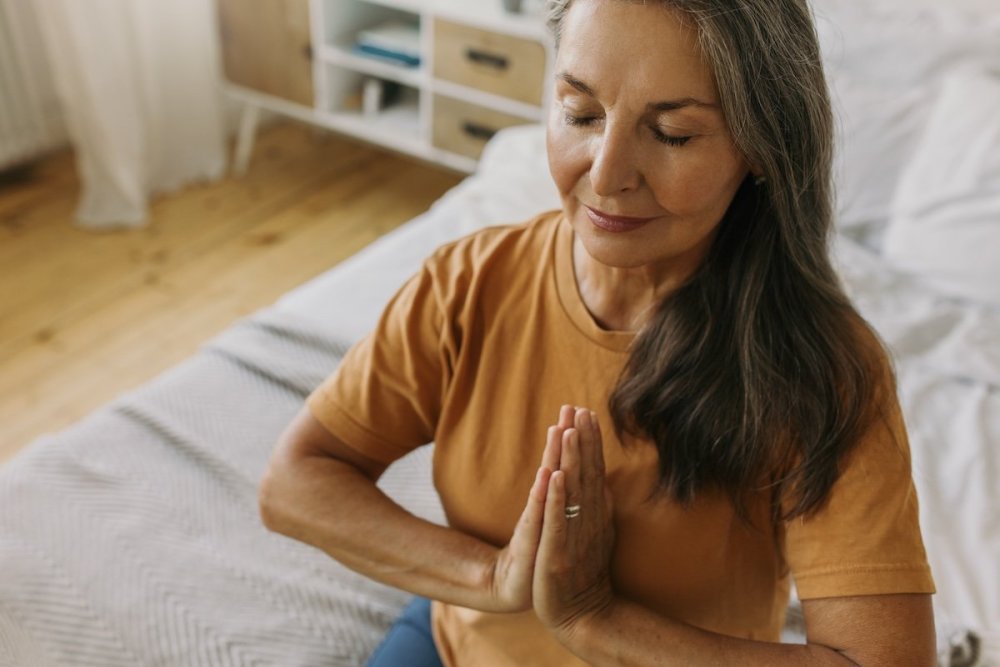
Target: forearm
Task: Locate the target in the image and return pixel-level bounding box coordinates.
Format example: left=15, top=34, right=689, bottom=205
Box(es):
left=561, top=597, right=853, bottom=667
left=260, top=452, right=500, bottom=611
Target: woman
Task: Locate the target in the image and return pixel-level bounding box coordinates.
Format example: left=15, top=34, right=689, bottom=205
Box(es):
left=259, top=0, right=937, bottom=664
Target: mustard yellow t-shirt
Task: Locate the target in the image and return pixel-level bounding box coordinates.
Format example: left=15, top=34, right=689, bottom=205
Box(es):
left=306, top=210, right=935, bottom=666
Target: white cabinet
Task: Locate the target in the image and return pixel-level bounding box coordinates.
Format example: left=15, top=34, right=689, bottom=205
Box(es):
left=223, top=0, right=554, bottom=174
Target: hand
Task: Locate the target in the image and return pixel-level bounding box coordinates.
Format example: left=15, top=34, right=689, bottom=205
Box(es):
left=487, top=406, right=575, bottom=612
left=533, top=407, right=616, bottom=637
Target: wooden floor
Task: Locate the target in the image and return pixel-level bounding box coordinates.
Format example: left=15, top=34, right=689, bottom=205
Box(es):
left=0, top=122, right=463, bottom=465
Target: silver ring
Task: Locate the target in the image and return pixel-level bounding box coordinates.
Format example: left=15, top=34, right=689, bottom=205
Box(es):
left=564, top=505, right=581, bottom=519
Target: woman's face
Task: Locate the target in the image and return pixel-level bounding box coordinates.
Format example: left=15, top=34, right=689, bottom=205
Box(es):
left=547, top=0, right=751, bottom=275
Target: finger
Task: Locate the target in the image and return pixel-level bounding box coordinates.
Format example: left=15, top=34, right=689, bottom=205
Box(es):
left=511, top=466, right=551, bottom=558
left=538, top=469, right=568, bottom=560
left=574, top=407, right=592, bottom=458
left=558, top=404, right=575, bottom=430
left=530, top=465, right=553, bottom=504
left=589, top=410, right=606, bottom=478
left=541, top=425, right=562, bottom=472
left=560, top=428, right=582, bottom=518
left=575, top=408, right=600, bottom=511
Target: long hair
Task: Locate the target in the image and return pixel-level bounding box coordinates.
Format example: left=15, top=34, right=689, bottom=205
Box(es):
left=548, top=0, right=892, bottom=522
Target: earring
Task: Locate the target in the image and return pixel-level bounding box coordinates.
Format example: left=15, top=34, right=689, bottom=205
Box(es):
left=753, top=174, right=766, bottom=186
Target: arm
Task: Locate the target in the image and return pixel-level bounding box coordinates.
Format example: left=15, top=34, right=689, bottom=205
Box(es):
left=258, top=404, right=559, bottom=613
left=532, top=408, right=937, bottom=666
left=558, top=591, right=935, bottom=666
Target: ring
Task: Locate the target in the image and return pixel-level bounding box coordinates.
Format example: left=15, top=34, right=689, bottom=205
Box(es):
left=564, top=505, right=581, bottom=519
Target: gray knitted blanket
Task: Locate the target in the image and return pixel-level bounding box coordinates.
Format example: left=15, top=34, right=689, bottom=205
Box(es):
left=0, top=308, right=443, bottom=667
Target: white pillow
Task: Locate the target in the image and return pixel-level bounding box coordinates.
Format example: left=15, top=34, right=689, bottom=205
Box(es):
left=814, top=0, right=1000, bottom=89
left=812, top=1, right=1000, bottom=230
left=882, top=67, right=1000, bottom=306
left=828, top=75, right=929, bottom=229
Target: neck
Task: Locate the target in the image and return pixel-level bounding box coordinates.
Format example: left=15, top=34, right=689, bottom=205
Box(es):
left=571, top=236, right=703, bottom=332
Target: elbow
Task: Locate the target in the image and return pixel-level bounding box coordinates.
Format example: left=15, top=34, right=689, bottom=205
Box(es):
left=258, top=454, right=289, bottom=534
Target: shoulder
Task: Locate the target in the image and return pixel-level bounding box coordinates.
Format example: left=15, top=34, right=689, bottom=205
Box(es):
left=776, top=306, right=902, bottom=518
left=422, top=209, right=563, bottom=302
left=841, top=309, right=898, bottom=410
left=428, top=209, right=562, bottom=268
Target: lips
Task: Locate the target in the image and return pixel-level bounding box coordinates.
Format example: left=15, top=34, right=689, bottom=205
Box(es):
left=583, top=205, right=658, bottom=233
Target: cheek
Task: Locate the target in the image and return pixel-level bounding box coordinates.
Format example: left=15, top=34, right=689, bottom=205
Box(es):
left=546, top=112, right=589, bottom=198
left=647, top=149, right=747, bottom=214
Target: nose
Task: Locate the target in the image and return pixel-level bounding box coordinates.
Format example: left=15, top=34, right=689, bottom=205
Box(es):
left=589, top=125, right=642, bottom=196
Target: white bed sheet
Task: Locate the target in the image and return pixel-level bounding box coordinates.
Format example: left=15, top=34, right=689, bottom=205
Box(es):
left=274, top=125, right=1000, bottom=662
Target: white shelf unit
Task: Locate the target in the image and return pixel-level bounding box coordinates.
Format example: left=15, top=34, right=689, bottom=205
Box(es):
left=228, top=0, right=554, bottom=175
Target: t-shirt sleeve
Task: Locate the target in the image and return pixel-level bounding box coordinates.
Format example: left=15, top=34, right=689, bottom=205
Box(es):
left=305, top=258, right=454, bottom=466
left=783, top=396, right=936, bottom=600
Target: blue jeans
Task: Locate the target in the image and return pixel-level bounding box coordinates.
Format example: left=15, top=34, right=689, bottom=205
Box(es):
left=366, top=597, right=443, bottom=667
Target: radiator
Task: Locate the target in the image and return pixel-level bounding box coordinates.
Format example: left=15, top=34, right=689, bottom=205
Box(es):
left=0, top=0, right=66, bottom=170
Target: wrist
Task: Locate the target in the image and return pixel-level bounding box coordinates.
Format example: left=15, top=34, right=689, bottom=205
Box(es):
left=554, top=589, right=618, bottom=654
left=479, top=544, right=530, bottom=614
left=477, top=544, right=505, bottom=612
left=485, top=546, right=508, bottom=612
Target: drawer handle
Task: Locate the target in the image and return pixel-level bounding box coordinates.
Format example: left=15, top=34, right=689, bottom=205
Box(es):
left=462, top=121, right=497, bottom=142
left=464, top=48, right=510, bottom=71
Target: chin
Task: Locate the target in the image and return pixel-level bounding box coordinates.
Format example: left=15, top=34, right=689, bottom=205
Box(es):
left=574, top=222, right=658, bottom=269
left=569, top=205, right=715, bottom=275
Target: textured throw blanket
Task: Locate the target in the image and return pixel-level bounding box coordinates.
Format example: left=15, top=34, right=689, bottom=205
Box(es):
left=0, top=308, right=443, bottom=666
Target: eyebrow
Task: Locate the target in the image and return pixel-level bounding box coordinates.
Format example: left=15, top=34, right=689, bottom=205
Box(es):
left=556, top=72, right=718, bottom=111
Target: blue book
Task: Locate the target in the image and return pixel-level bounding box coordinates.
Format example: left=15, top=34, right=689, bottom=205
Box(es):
left=354, top=21, right=421, bottom=68
left=352, top=43, right=421, bottom=68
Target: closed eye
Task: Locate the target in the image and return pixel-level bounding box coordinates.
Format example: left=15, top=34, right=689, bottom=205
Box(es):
left=651, top=127, right=692, bottom=147
left=563, top=113, right=599, bottom=128
left=563, top=114, right=692, bottom=147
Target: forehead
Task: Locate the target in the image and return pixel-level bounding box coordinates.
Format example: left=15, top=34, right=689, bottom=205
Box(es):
left=556, top=0, right=718, bottom=105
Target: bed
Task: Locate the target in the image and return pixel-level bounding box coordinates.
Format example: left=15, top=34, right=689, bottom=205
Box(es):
left=2, top=2, right=998, bottom=665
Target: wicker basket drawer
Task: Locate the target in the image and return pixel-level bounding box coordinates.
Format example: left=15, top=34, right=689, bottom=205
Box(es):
left=432, top=95, right=532, bottom=160
left=432, top=19, right=546, bottom=106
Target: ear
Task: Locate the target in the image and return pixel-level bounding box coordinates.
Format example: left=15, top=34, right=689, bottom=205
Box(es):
left=747, top=163, right=766, bottom=187
left=747, top=162, right=766, bottom=186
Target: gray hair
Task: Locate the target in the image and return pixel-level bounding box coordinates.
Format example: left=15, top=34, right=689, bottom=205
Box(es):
left=549, top=0, right=886, bottom=525
left=547, top=0, right=835, bottom=269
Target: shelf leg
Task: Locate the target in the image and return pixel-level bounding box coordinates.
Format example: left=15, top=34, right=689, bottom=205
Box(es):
left=233, top=102, right=261, bottom=176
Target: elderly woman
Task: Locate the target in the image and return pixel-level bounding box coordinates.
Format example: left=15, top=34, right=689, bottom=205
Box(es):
left=259, top=0, right=936, bottom=665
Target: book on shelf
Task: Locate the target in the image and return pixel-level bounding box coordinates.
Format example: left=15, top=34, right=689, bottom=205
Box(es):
left=353, top=21, right=421, bottom=68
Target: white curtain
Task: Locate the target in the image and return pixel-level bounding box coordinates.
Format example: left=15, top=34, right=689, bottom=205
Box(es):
left=32, top=0, right=228, bottom=230
left=0, top=0, right=67, bottom=170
